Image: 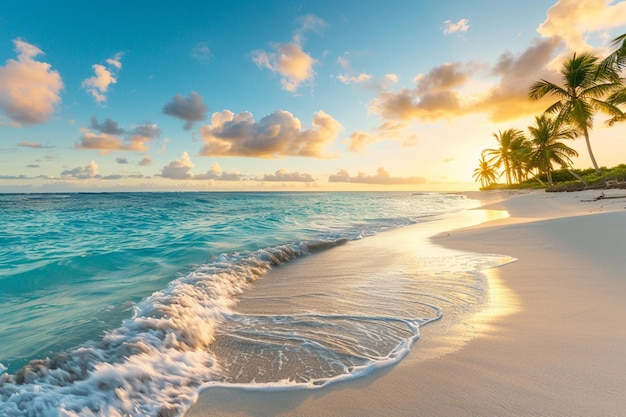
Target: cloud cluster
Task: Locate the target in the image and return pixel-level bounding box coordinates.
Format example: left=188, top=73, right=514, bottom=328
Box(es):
left=252, top=14, right=326, bottom=92
left=82, top=52, right=123, bottom=104
left=538, top=0, right=626, bottom=51
left=159, top=152, right=243, bottom=181
left=369, top=37, right=561, bottom=127
left=370, top=62, right=474, bottom=122
left=162, top=92, right=208, bottom=130
left=260, top=169, right=315, bottom=182
left=61, top=161, right=99, bottom=179
left=199, top=109, right=342, bottom=158
left=329, top=167, right=426, bottom=185
left=0, top=39, right=63, bottom=126
left=77, top=116, right=161, bottom=153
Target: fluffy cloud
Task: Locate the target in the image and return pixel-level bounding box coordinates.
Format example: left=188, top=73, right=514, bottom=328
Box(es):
left=260, top=169, right=315, bottom=182
left=160, top=152, right=243, bottom=181
left=160, top=152, right=194, bottom=179
left=252, top=14, right=326, bottom=92
left=253, top=43, right=318, bottom=92
left=199, top=109, right=342, bottom=158
left=77, top=117, right=161, bottom=153
left=0, top=39, right=63, bottom=126
left=61, top=161, right=99, bottom=179
left=370, top=38, right=561, bottom=125
left=329, top=167, right=426, bottom=185
left=371, top=62, right=473, bottom=122
left=162, top=92, right=208, bottom=130
left=346, top=131, right=377, bottom=152
left=442, top=18, right=470, bottom=35
left=82, top=52, right=123, bottom=104
left=538, top=0, right=626, bottom=51
left=116, top=157, right=128, bottom=164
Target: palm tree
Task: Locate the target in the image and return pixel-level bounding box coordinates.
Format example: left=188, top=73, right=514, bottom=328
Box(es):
left=599, top=33, right=626, bottom=126
left=509, top=135, right=532, bottom=183
left=473, top=155, right=498, bottom=188
left=483, top=129, right=527, bottom=185
left=526, top=115, right=578, bottom=186
left=529, top=53, right=624, bottom=174
left=598, top=33, right=626, bottom=74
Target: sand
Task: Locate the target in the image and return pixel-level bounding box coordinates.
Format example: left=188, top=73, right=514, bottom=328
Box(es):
left=185, top=189, right=626, bottom=417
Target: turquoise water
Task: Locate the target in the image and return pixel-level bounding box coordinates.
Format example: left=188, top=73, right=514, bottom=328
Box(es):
left=0, top=192, right=504, bottom=416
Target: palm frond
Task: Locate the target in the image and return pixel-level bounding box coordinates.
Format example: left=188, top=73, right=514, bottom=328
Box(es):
left=529, top=79, right=567, bottom=100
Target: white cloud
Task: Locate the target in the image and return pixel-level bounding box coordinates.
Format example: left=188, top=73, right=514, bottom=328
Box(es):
left=106, top=52, right=123, bottom=70
left=252, top=14, right=326, bottom=92
left=442, top=18, right=470, bottom=35
left=0, top=39, right=63, bottom=126
left=253, top=43, right=318, bottom=92
left=160, top=152, right=243, bottom=180
left=160, top=152, right=194, bottom=179
left=538, top=0, right=626, bottom=51
left=82, top=52, right=123, bottom=104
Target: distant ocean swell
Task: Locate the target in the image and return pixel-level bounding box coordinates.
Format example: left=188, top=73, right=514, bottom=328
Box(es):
left=0, top=192, right=508, bottom=416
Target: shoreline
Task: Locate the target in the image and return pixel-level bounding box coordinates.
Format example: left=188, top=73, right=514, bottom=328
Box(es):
left=186, top=189, right=626, bottom=417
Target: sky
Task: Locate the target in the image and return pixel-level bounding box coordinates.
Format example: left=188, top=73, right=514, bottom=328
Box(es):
left=2, top=0, right=626, bottom=192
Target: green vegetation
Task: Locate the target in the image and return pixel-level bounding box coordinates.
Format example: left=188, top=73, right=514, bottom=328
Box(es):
left=475, top=34, right=626, bottom=191
left=481, top=164, right=626, bottom=192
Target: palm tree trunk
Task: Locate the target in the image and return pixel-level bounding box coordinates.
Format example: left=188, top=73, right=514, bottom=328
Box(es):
left=583, top=127, right=601, bottom=174
left=547, top=167, right=553, bottom=186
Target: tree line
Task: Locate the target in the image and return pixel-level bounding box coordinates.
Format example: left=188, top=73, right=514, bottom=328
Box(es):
left=474, top=34, right=626, bottom=188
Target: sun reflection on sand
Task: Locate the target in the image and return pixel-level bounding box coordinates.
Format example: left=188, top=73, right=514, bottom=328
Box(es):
left=471, top=265, right=521, bottom=334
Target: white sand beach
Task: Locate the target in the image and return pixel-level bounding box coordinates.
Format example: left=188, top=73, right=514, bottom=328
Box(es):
left=186, top=189, right=626, bottom=417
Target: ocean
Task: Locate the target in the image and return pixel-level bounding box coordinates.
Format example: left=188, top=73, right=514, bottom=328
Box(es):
left=0, top=192, right=510, bottom=416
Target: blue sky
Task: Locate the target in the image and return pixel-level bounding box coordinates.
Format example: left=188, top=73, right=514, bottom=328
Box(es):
left=2, top=0, right=626, bottom=192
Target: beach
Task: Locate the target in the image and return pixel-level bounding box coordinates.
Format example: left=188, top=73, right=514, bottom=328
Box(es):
left=186, top=189, right=626, bottom=417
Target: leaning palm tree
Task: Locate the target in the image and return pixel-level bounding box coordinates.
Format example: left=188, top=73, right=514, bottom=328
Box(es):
left=598, top=33, right=626, bottom=74
left=599, top=33, right=626, bottom=126
left=529, top=53, right=624, bottom=174
left=472, top=155, right=498, bottom=188
left=526, top=114, right=579, bottom=186
left=483, top=129, right=527, bottom=185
